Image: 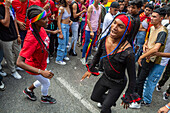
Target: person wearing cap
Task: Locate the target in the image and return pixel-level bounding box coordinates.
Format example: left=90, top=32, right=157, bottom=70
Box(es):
left=81, top=13, right=141, bottom=113
left=130, top=8, right=168, bottom=108
left=101, top=2, right=119, bottom=38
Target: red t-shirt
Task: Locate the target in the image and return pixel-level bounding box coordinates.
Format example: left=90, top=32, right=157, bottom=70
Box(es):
left=19, top=27, right=50, bottom=75
left=36, top=0, right=58, bottom=24
left=12, top=0, right=37, bottom=30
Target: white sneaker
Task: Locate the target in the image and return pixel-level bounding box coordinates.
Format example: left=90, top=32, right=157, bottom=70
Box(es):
left=64, top=57, right=70, bottom=61
left=88, top=55, right=94, bottom=60
left=47, top=57, right=50, bottom=64
left=80, top=58, right=86, bottom=65
left=16, top=67, right=24, bottom=71
left=129, top=102, right=141, bottom=109
left=0, top=81, right=5, bottom=91
left=0, top=69, right=7, bottom=77
left=11, top=71, right=22, bottom=79
left=55, top=61, right=66, bottom=65
left=97, top=103, right=102, bottom=108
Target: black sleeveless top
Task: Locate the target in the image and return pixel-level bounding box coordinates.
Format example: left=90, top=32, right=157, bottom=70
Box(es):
left=70, top=1, right=80, bottom=22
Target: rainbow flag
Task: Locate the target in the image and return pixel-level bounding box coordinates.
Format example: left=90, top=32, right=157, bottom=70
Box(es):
left=104, top=0, right=115, bottom=12
left=85, top=39, right=92, bottom=62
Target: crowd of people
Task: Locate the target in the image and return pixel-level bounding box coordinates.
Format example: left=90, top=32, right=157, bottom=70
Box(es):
left=0, top=0, right=170, bottom=112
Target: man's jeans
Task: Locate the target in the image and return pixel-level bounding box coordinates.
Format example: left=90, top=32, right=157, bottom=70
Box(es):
left=135, top=31, right=146, bottom=62
left=82, top=30, right=97, bottom=59
left=56, top=23, right=70, bottom=61
left=143, top=64, right=165, bottom=104
left=69, top=22, right=79, bottom=54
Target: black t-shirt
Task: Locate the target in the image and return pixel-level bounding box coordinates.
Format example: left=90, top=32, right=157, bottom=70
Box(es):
left=0, top=5, right=17, bottom=41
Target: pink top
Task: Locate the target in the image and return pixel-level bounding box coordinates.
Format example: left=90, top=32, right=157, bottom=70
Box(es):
left=85, top=4, right=101, bottom=32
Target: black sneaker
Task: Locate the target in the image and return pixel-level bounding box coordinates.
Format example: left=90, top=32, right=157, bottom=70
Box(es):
left=23, top=88, right=37, bottom=101
left=141, top=100, right=150, bottom=107
left=41, top=95, right=56, bottom=104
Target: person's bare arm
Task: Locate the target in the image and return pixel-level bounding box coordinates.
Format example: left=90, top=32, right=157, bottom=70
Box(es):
left=57, top=7, right=64, bottom=39
left=72, top=3, right=86, bottom=18
left=14, top=18, right=21, bottom=45
left=154, top=52, right=170, bottom=58
left=97, top=7, right=102, bottom=35
left=86, top=5, right=93, bottom=32
left=0, top=0, right=11, bottom=27
left=17, top=56, right=54, bottom=79
left=138, top=43, right=161, bottom=66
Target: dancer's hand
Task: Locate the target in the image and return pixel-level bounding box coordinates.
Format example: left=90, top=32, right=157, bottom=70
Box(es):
left=41, top=70, right=54, bottom=79
left=157, top=106, right=169, bottom=113
left=5, top=0, right=11, bottom=7
left=81, top=71, right=91, bottom=81
left=121, top=101, right=129, bottom=109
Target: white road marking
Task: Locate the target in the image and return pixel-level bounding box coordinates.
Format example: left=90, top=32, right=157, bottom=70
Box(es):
left=56, top=77, right=100, bottom=113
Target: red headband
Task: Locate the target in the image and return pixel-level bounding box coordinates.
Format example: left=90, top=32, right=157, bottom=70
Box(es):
left=115, top=15, right=132, bottom=32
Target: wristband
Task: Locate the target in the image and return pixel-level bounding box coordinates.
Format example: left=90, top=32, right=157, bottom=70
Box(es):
left=38, top=69, right=41, bottom=74
left=165, top=105, right=170, bottom=110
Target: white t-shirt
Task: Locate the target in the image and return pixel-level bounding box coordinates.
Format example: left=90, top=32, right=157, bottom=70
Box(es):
left=101, top=13, right=115, bottom=38
left=160, top=19, right=170, bottom=66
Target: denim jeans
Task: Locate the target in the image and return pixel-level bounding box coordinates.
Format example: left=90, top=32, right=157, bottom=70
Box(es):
left=19, top=30, right=27, bottom=48
left=143, top=64, right=165, bottom=104
left=69, top=22, right=79, bottom=54
left=134, top=31, right=146, bottom=62
left=56, top=23, right=70, bottom=61
left=79, top=21, right=85, bottom=43
left=82, top=30, right=97, bottom=59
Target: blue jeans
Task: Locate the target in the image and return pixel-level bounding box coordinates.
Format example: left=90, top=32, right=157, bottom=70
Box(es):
left=79, top=21, right=85, bottom=43
left=135, top=31, right=146, bottom=62
left=82, top=30, right=97, bottom=59
left=19, top=30, right=27, bottom=48
left=143, top=64, right=165, bottom=104
left=56, top=23, right=70, bottom=61
left=69, top=22, right=79, bottom=54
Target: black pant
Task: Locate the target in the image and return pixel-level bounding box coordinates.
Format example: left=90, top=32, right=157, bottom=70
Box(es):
left=48, top=21, right=58, bottom=56
left=91, top=74, right=127, bottom=113
left=0, top=75, right=3, bottom=85
left=135, top=59, right=155, bottom=98
left=159, top=60, right=170, bottom=94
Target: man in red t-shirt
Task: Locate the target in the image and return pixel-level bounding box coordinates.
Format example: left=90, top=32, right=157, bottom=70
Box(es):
left=12, top=0, right=37, bottom=47
left=36, top=0, right=58, bottom=63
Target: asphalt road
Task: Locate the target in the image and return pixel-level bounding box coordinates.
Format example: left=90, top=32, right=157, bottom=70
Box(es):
left=0, top=46, right=169, bottom=113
